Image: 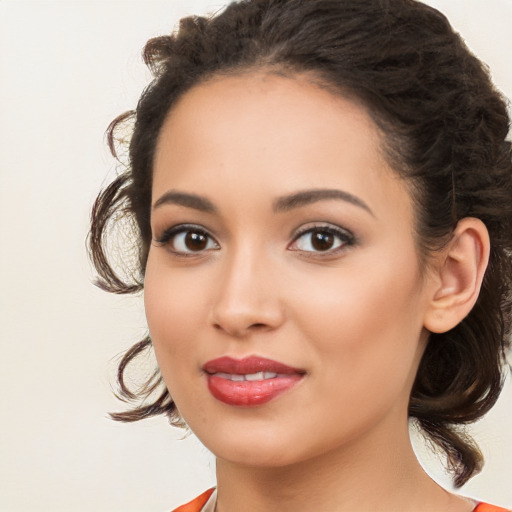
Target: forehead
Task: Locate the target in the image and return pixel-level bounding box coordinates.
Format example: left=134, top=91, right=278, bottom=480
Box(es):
left=157, top=72, right=380, bottom=150
left=152, top=72, right=412, bottom=225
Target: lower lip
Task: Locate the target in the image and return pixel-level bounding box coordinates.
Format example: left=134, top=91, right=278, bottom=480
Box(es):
left=206, top=374, right=303, bottom=406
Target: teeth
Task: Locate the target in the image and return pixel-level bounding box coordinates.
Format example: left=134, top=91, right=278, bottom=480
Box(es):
left=214, top=371, right=278, bottom=381
left=245, top=371, right=264, bottom=381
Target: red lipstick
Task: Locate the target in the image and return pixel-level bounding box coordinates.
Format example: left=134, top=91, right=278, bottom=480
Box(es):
left=202, top=356, right=304, bottom=407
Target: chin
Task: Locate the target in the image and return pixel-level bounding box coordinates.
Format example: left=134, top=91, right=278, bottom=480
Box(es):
left=215, top=444, right=301, bottom=468
left=192, top=419, right=306, bottom=468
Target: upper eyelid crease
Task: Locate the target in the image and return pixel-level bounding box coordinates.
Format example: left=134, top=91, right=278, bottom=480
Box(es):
left=291, top=225, right=356, bottom=245
left=154, top=224, right=215, bottom=243
left=292, top=224, right=351, bottom=238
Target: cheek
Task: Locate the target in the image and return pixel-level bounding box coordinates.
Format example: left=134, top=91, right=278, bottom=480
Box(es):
left=289, top=249, right=426, bottom=381
left=143, top=252, right=207, bottom=381
left=284, top=258, right=426, bottom=446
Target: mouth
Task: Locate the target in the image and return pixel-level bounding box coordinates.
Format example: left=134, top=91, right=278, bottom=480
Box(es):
left=202, top=356, right=305, bottom=407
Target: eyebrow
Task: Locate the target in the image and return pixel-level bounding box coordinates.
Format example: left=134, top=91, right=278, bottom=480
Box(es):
left=273, top=189, right=374, bottom=216
left=153, top=190, right=217, bottom=213
left=152, top=188, right=373, bottom=216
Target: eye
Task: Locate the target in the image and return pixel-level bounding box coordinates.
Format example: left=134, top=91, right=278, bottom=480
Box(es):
left=155, top=225, right=219, bottom=255
left=289, top=225, right=355, bottom=254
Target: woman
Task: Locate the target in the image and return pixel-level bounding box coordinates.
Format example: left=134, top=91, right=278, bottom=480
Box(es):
left=89, top=0, right=512, bottom=510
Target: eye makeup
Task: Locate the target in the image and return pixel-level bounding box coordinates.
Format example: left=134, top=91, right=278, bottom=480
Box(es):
left=153, top=223, right=219, bottom=256
left=289, top=223, right=357, bottom=257
left=153, top=219, right=357, bottom=261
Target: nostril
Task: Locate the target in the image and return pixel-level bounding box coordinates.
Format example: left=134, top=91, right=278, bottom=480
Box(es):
left=210, top=300, right=285, bottom=336
left=213, top=321, right=268, bottom=335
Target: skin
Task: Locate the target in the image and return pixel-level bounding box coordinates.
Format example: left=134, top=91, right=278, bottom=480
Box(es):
left=144, top=73, right=477, bottom=511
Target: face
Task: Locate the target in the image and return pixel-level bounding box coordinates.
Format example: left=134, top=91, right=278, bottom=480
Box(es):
left=145, top=73, right=435, bottom=468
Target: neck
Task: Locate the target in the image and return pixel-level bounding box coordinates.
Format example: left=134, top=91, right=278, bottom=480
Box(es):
left=214, top=415, right=473, bottom=512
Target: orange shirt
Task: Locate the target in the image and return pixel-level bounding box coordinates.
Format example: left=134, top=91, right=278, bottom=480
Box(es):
left=172, top=488, right=215, bottom=512
left=474, top=504, right=511, bottom=512
left=172, top=488, right=510, bottom=512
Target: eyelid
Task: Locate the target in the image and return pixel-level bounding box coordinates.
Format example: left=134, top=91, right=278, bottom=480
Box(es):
left=153, top=223, right=220, bottom=255
left=288, top=223, right=356, bottom=254
left=153, top=222, right=355, bottom=256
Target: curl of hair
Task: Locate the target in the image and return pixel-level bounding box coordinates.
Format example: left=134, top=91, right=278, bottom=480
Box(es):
left=88, top=0, right=512, bottom=486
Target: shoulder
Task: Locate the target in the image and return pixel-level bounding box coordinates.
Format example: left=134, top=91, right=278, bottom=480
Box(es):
left=473, top=503, right=511, bottom=512
left=171, top=488, right=216, bottom=512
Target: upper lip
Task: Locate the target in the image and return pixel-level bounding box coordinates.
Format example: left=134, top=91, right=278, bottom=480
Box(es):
left=202, top=356, right=305, bottom=375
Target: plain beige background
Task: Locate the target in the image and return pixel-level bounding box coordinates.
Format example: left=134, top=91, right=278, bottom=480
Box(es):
left=0, top=1, right=511, bottom=510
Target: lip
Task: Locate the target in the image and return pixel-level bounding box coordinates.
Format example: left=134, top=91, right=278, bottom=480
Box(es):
left=202, top=356, right=305, bottom=407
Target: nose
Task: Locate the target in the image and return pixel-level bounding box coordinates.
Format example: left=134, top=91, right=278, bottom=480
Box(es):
left=209, top=247, right=285, bottom=338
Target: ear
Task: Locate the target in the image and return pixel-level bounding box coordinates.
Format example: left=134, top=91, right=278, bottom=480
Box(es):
left=423, top=217, right=490, bottom=334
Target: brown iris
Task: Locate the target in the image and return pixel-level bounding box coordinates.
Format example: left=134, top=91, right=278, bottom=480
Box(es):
left=185, top=231, right=208, bottom=251
left=311, top=231, right=335, bottom=251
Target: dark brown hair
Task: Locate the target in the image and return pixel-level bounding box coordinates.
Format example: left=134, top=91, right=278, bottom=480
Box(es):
left=88, top=0, right=512, bottom=487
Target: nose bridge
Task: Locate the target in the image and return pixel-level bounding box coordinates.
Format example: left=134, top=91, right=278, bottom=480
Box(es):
left=210, top=240, right=283, bottom=336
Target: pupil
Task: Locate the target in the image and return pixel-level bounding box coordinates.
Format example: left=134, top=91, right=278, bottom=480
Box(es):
left=312, top=231, right=333, bottom=251
left=185, top=232, right=207, bottom=251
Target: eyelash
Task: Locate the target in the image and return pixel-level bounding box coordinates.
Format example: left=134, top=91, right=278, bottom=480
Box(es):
left=289, top=224, right=356, bottom=256
left=154, top=224, right=220, bottom=257
left=154, top=223, right=356, bottom=257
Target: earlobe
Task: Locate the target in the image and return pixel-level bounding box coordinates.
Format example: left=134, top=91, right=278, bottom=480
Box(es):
left=423, top=218, right=490, bottom=334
